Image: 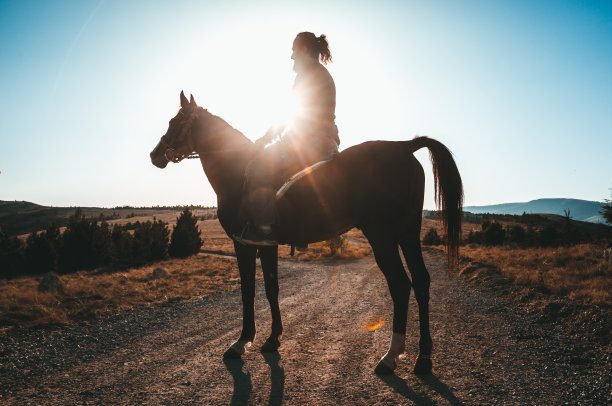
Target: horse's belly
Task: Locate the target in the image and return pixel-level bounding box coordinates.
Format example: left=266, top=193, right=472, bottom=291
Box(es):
left=275, top=172, right=353, bottom=244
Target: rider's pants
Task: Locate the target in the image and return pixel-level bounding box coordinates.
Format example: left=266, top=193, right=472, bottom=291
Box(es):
left=245, top=134, right=338, bottom=226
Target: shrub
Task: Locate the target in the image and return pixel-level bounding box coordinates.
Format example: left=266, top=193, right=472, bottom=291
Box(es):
left=482, top=222, right=505, bottom=246
left=0, top=229, right=24, bottom=279
left=24, top=230, right=57, bottom=274
left=524, top=226, right=538, bottom=247
left=506, top=225, right=526, bottom=245
left=58, top=209, right=99, bottom=273
left=132, top=220, right=169, bottom=264
left=423, top=228, right=443, bottom=245
left=465, top=229, right=483, bottom=245
left=539, top=225, right=558, bottom=247
left=57, top=209, right=113, bottom=273
left=110, top=225, right=133, bottom=269
left=148, top=220, right=170, bottom=261
left=92, top=221, right=112, bottom=266
left=169, top=209, right=202, bottom=258
left=325, top=235, right=348, bottom=255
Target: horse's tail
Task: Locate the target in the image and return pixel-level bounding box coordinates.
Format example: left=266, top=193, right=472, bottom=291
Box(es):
left=407, top=136, right=464, bottom=270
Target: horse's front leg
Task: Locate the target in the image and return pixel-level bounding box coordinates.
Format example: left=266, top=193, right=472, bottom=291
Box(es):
left=224, top=242, right=258, bottom=358
left=259, top=246, right=283, bottom=352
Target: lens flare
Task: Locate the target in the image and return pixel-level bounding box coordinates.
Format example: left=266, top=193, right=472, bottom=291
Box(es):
left=363, top=318, right=386, bottom=332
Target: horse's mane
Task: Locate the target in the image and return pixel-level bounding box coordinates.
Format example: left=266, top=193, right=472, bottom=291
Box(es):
left=199, top=108, right=253, bottom=148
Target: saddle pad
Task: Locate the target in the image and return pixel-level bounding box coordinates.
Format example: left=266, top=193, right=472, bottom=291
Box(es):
left=275, top=159, right=333, bottom=200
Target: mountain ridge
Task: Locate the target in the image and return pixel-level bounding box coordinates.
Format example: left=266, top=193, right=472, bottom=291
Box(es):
left=464, top=198, right=605, bottom=223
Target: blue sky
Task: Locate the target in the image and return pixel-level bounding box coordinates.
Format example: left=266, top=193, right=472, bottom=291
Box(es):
left=0, top=0, right=611, bottom=209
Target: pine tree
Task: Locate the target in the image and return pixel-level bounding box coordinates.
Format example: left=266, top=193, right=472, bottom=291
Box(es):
left=169, top=209, right=203, bottom=258
left=0, top=226, right=24, bottom=279
left=601, top=194, right=612, bottom=225
left=423, top=227, right=443, bottom=245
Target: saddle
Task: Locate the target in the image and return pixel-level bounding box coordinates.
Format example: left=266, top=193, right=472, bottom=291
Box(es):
left=275, top=159, right=334, bottom=200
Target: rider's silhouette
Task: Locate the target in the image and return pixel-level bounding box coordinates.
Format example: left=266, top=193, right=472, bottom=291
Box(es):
left=235, top=32, right=339, bottom=246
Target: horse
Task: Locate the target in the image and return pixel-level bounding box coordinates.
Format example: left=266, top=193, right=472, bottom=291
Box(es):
left=150, top=91, right=463, bottom=375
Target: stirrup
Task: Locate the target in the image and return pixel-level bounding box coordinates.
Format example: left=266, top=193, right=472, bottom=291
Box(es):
left=232, top=225, right=278, bottom=247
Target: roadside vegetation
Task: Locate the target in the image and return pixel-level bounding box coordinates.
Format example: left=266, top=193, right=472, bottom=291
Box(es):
left=422, top=210, right=612, bottom=310
left=0, top=254, right=245, bottom=329
left=0, top=209, right=369, bottom=330
left=460, top=244, right=610, bottom=306
left=0, top=208, right=202, bottom=279
left=2, top=206, right=610, bottom=330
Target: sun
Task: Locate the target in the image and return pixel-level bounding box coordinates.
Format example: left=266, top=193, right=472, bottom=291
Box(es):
left=180, top=25, right=298, bottom=142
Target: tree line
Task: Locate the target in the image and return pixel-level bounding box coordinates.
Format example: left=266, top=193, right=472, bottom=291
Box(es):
left=0, top=208, right=203, bottom=279
left=423, top=216, right=612, bottom=248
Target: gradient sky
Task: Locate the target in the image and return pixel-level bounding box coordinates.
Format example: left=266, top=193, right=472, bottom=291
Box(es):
left=1, top=0, right=611, bottom=209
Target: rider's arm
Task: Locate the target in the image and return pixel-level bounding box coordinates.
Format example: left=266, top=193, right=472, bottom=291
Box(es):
left=255, top=124, right=285, bottom=147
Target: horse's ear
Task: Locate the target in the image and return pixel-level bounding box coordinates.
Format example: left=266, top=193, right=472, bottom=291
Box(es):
left=180, top=91, right=189, bottom=109
left=190, top=94, right=196, bottom=107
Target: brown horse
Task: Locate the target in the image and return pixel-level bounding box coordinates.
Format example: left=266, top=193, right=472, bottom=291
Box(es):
left=150, top=91, right=463, bottom=375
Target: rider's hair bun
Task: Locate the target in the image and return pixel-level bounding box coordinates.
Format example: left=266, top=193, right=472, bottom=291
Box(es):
left=296, top=32, right=332, bottom=65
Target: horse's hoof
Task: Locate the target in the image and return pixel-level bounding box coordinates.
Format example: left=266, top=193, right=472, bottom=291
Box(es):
left=374, top=362, right=395, bottom=375
left=413, top=355, right=432, bottom=375
left=261, top=338, right=280, bottom=353
left=374, top=358, right=396, bottom=375
left=223, top=347, right=243, bottom=359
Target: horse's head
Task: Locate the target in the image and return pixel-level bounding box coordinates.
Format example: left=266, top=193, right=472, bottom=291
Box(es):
left=150, top=91, right=201, bottom=169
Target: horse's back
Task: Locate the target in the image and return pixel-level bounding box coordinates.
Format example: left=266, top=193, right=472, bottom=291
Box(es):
left=276, top=140, right=425, bottom=243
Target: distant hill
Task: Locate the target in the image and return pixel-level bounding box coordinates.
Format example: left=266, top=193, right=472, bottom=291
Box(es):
left=0, top=201, right=216, bottom=236
left=464, top=198, right=606, bottom=223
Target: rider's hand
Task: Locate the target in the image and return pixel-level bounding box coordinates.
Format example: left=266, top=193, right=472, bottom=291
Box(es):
left=256, top=125, right=284, bottom=147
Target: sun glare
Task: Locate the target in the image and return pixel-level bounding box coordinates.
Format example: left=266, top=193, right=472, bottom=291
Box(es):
left=175, top=19, right=396, bottom=149
left=179, top=24, right=298, bottom=141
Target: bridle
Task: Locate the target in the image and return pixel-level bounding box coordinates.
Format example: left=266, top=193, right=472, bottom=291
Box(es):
left=160, top=107, right=201, bottom=163
left=159, top=106, right=256, bottom=163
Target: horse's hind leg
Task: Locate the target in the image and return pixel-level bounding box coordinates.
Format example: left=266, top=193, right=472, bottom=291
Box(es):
left=400, top=238, right=433, bottom=375
left=224, top=241, right=257, bottom=358
left=366, top=233, right=412, bottom=375
left=259, top=246, right=283, bottom=352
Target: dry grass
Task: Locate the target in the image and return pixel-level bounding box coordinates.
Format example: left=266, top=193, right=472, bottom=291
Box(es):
left=2, top=220, right=372, bottom=330
left=0, top=254, right=251, bottom=330
left=200, top=219, right=371, bottom=261
left=421, top=217, right=483, bottom=242
left=460, top=244, right=611, bottom=307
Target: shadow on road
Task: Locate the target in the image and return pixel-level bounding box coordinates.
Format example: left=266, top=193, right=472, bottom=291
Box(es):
left=377, top=373, right=434, bottom=405
left=262, top=351, right=285, bottom=405
left=419, top=374, right=464, bottom=405
left=223, top=358, right=252, bottom=405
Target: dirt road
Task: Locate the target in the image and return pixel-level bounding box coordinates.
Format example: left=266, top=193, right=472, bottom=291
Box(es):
left=1, top=248, right=609, bottom=404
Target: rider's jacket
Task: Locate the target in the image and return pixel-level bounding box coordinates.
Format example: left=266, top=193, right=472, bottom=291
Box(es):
left=291, top=63, right=339, bottom=146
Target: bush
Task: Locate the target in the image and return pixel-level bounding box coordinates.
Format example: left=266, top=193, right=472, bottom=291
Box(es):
left=24, top=229, right=58, bottom=275
left=423, top=228, right=443, bottom=245
left=110, top=225, right=133, bottom=269
left=169, top=209, right=202, bottom=258
left=325, top=235, right=348, bottom=255
left=132, top=220, right=169, bottom=264
left=539, top=225, right=558, bottom=247
left=506, top=225, right=526, bottom=245
left=465, top=229, right=482, bottom=245
left=482, top=222, right=505, bottom=246
left=58, top=209, right=106, bottom=273
left=0, top=228, right=24, bottom=279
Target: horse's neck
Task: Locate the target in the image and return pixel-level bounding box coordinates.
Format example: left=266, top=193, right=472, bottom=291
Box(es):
left=193, top=112, right=253, bottom=200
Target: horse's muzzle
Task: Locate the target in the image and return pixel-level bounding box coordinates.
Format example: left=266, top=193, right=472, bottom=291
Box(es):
left=150, top=150, right=169, bottom=169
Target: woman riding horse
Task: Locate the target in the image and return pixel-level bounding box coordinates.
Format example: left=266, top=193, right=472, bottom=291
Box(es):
left=150, top=33, right=463, bottom=375
left=235, top=32, right=341, bottom=246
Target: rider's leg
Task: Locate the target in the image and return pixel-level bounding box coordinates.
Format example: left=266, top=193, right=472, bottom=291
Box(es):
left=236, top=145, right=285, bottom=245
